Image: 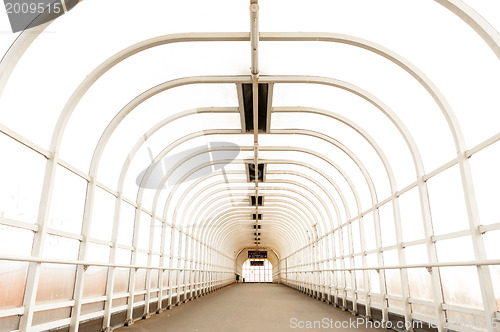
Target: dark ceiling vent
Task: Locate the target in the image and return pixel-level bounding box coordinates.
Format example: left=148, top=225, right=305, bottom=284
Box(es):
left=253, top=224, right=261, bottom=229
left=252, top=214, right=262, bottom=220
left=247, top=163, right=265, bottom=182
left=250, top=195, right=263, bottom=206
left=241, top=83, right=269, bottom=132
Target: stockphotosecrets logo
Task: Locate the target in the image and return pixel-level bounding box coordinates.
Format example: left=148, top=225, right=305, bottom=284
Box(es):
left=136, top=142, right=241, bottom=189
left=3, top=0, right=78, bottom=32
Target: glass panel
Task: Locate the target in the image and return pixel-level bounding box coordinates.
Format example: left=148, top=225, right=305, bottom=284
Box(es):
left=42, top=234, right=79, bottom=260
left=0, top=261, right=28, bottom=309
left=411, top=303, right=435, bottom=321
left=440, top=266, right=483, bottom=310
left=491, top=265, right=500, bottom=311
left=101, top=85, right=239, bottom=193
left=152, top=220, right=162, bottom=253
left=172, top=231, right=180, bottom=258
left=407, top=267, right=433, bottom=301
left=0, top=226, right=32, bottom=309
left=32, top=307, right=71, bottom=326
left=117, top=201, right=135, bottom=246
left=81, top=301, right=105, bottom=315
left=137, top=212, right=151, bottom=250
left=445, top=311, right=487, bottom=331
left=0, top=225, right=33, bottom=256
left=112, top=297, right=128, bottom=309
left=36, top=235, right=79, bottom=303
left=272, top=82, right=450, bottom=180
left=134, top=269, right=147, bottom=292
left=49, top=166, right=86, bottom=234
left=383, top=250, right=402, bottom=297
left=136, top=252, right=148, bottom=267
left=83, top=244, right=109, bottom=298
left=261, top=1, right=500, bottom=150
left=89, top=188, right=115, bottom=242
left=378, top=202, right=396, bottom=247
left=469, top=141, right=500, bottom=226
left=436, top=236, right=475, bottom=263
left=113, top=268, right=130, bottom=294
left=271, top=112, right=392, bottom=201
left=268, top=163, right=347, bottom=226
left=0, top=315, right=20, bottom=331
left=262, top=136, right=359, bottom=218
left=361, top=212, right=376, bottom=252
left=35, top=263, right=76, bottom=303
left=0, top=133, right=45, bottom=224
left=83, top=266, right=108, bottom=299
left=398, top=187, right=425, bottom=242
left=87, top=243, right=110, bottom=264
left=484, top=230, right=500, bottom=260
left=366, top=253, right=380, bottom=294
left=115, top=249, right=130, bottom=265
left=351, top=220, right=361, bottom=254
left=427, top=165, right=469, bottom=235
left=163, top=227, right=171, bottom=258
left=0, top=0, right=248, bottom=149
left=405, top=244, right=428, bottom=265
left=406, top=246, right=434, bottom=311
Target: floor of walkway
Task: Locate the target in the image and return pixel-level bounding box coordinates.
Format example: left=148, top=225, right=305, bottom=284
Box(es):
left=117, top=283, right=383, bottom=332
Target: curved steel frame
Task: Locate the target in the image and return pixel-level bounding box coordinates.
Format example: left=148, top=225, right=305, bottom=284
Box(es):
left=0, top=2, right=499, bottom=331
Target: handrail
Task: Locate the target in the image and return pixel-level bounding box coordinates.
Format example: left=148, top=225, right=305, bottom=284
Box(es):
left=0, top=254, right=236, bottom=272
left=278, top=259, right=500, bottom=272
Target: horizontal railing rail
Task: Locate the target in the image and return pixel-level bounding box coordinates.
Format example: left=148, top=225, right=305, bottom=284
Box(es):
left=0, top=254, right=236, bottom=272
left=280, top=259, right=500, bottom=272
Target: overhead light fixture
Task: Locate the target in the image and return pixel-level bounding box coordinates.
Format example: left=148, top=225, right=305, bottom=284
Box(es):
left=247, top=163, right=265, bottom=182
left=240, top=83, right=270, bottom=133
left=252, top=213, right=262, bottom=220
left=250, top=195, right=263, bottom=206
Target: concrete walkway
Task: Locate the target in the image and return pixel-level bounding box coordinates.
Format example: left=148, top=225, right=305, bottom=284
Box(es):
left=116, top=284, right=383, bottom=332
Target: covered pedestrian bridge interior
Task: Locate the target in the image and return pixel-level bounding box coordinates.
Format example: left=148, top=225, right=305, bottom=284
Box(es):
left=1, top=0, right=500, bottom=331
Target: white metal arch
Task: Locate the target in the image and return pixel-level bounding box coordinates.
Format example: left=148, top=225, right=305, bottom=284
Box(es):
left=1, top=2, right=499, bottom=331
left=181, top=170, right=344, bottom=233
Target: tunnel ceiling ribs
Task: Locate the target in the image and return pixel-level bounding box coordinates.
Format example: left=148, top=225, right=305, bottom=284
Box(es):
left=0, top=1, right=500, bottom=332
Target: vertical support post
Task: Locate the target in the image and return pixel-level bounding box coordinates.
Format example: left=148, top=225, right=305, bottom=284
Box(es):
left=182, top=234, right=190, bottom=302
left=143, top=214, right=157, bottom=318
left=156, top=219, right=168, bottom=313
left=392, top=199, right=413, bottom=330
left=346, top=219, right=358, bottom=313
left=102, top=193, right=123, bottom=330
left=70, top=177, right=97, bottom=332
left=250, top=1, right=259, bottom=76
left=337, top=224, right=347, bottom=308
left=458, top=156, right=500, bottom=332
left=19, top=156, right=58, bottom=331
left=418, top=181, right=447, bottom=331
left=250, top=1, right=260, bottom=243
left=174, top=230, right=182, bottom=304
left=372, top=208, right=389, bottom=323
left=167, top=227, right=175, bottom=308
left=125, top=206, right=142, bottom=325
left=357, top=216, right=373, bottom=319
